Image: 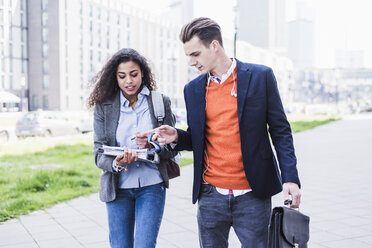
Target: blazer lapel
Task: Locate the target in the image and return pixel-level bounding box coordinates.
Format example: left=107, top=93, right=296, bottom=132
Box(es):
left=104, top=91, right=120, bottom=145
left=194, top=75, right=207, bottom=128
left=236, top=60, right=252, bottom=123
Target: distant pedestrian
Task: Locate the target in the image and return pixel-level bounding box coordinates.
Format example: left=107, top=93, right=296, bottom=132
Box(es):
left=88, top=48, right=177, bottom=248
left=141, top=17, right=301, bottom=248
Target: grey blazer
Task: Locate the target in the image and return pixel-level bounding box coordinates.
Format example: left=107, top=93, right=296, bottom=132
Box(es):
left=93, top=90, right=177, bottom=202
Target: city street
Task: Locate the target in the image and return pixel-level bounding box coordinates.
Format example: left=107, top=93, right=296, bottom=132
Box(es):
left=0, top=114, right=372, bottom=247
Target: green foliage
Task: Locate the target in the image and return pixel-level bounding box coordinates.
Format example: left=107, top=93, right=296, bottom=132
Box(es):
left=0, top=144, right=194, bottom=222
left=180, top=158, right=193, bottom=167
left=290, top=118, right=338, bottom=133
left=0, top=144, right=100, bottom=222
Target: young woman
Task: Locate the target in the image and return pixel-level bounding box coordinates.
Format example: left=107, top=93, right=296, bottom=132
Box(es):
left=88, top=48, right=176, bottom=248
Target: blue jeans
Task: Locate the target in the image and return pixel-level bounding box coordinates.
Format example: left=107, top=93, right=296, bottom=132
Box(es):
left=106, top=183, right=166, bottom=248
left=197, top=184, right=271, bottom=248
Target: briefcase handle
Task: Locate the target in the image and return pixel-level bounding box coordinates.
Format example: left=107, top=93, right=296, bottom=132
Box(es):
left=284, top=199, right=300, bottom=211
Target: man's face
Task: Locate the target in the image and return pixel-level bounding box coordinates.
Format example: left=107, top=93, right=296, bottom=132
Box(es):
left=183, top=36, right=216, bottom=74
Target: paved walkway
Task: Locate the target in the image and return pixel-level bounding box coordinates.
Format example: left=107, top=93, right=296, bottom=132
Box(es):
left=1, top=114, right=372, bottom=247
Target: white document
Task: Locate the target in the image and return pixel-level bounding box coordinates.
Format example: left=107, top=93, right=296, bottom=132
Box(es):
left=100, top=145, right=159, bottom=163
left=101, top=145, right=148, bottom=160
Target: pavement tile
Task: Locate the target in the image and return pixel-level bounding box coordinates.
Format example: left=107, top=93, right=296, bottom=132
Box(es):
left=159, top=220, right=191, bottom=235
left=310, top=231, right=344, bottom=243
left=0, top=243, right=39, bottom=248
left=322, top=238, right=372, bottom=248
left=84, top=241, right=110, bottom=248
left=30, top=228, right=72, bottom=242
left=355, top=235, right=372, bottom=245
left=161, top=231, right=199, bottom=248
left=74, top=232, right=109, bottom=245
left=36, top=237, right=84, bottom=248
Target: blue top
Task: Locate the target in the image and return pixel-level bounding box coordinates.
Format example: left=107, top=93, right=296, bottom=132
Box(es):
left=116, top=86, right=163, bottom=188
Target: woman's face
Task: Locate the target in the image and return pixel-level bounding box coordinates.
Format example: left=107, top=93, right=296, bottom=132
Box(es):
left=116, top=61, right=143, bottom=100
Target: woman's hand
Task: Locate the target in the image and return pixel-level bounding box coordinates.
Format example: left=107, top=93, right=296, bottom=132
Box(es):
left=115, top=147, right=138, bottom=167
left=134, top=132, right=153, bottom=149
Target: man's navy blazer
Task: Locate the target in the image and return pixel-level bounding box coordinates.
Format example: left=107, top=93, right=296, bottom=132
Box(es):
left=175, top=59, right=300, bottom=204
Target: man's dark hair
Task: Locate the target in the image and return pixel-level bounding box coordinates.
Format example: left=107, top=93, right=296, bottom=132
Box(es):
left=179, top=17, right=223, bottom=48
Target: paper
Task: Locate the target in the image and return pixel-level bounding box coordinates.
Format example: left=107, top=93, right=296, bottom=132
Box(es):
left=99, top=145, right=159, bottom=164
left=101, top=145, right=148, bottom=160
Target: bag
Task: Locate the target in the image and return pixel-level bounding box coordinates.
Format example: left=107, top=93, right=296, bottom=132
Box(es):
left=268, top=206, right=310, bottom=248
left=151, top=91, right=180, bottom=179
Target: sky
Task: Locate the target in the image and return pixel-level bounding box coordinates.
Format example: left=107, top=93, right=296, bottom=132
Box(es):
left=123, top=0, right=372, bottom=68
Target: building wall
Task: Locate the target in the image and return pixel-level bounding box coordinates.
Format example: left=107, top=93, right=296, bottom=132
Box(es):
left=0, top=0, right=28, bottom=107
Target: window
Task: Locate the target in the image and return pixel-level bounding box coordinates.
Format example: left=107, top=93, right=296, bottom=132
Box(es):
left=65, top=96, right=69, bottom=108
left=42, top=60, right=49, bottom=74
left=20, top=0, right=24, bottom=11
left=21, top=60, right=25, bottom=73
left=42, top=12, right=48, bottom=26
left=9, top=75, right=13, bottom=89
left=42, top=28, right=48, bottom=42
left=8, top=26, right=12, bottom=40
left=1, top=75, right=4, bottom=88
left=0, top=10, right=3, bottom=23
left=20, top=13, right=24, bottom=27
left=32, top=95, right=39, bottom=109
left=21, top=44, right=24, bottom=58
left=42, top=44, right=48, bottom=57
left=0, top=25, right=3, bottom=39
left=8, top=10, right=11, bottom=25
left=42, top=95, right=48, bottom=109
left=8, top=43, right=12, bottom=57
left=41, top=0, right=48, bottom=11
left=42, top=75, right=49, bottom=89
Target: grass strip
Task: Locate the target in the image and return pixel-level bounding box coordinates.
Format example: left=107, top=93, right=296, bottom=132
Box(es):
left=0, top=144, right=193, bottom=222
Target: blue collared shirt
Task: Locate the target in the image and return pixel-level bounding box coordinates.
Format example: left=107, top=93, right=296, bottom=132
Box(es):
left=116, top=86, right=163, bottom=188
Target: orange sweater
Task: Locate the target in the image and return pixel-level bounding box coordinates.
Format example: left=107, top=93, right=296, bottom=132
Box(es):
left=203, top=70, right=250, bottom=189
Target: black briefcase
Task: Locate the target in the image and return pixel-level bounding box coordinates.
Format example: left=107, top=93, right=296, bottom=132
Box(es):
left=268, top=206, right=310, bottom=248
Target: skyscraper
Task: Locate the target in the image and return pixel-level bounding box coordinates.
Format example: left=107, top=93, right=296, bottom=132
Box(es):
left=236, top=0, right=287, bottom=53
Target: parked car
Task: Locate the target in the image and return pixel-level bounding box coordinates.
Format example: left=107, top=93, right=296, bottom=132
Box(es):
left=15, top=110, right=80, bottom=138
left=0, top=125, right=10, bottom=143
left=78, top=113, right=93, bottom=133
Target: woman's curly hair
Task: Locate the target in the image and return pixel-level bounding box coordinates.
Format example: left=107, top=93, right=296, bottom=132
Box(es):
left=88, top=48, right=157, bottom=108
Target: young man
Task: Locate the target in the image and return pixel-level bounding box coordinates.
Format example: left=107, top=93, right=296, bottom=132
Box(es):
left=142, top=17, right=301, bottom=247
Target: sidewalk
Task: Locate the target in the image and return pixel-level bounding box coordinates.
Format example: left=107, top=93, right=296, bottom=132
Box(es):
left=1, top=115, right=372, bottom=247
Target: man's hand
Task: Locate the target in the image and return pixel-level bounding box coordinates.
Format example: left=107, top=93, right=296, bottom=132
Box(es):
left=138, top=125, right=178, bottom=146
left=283, top=182, right=301, bottom=208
